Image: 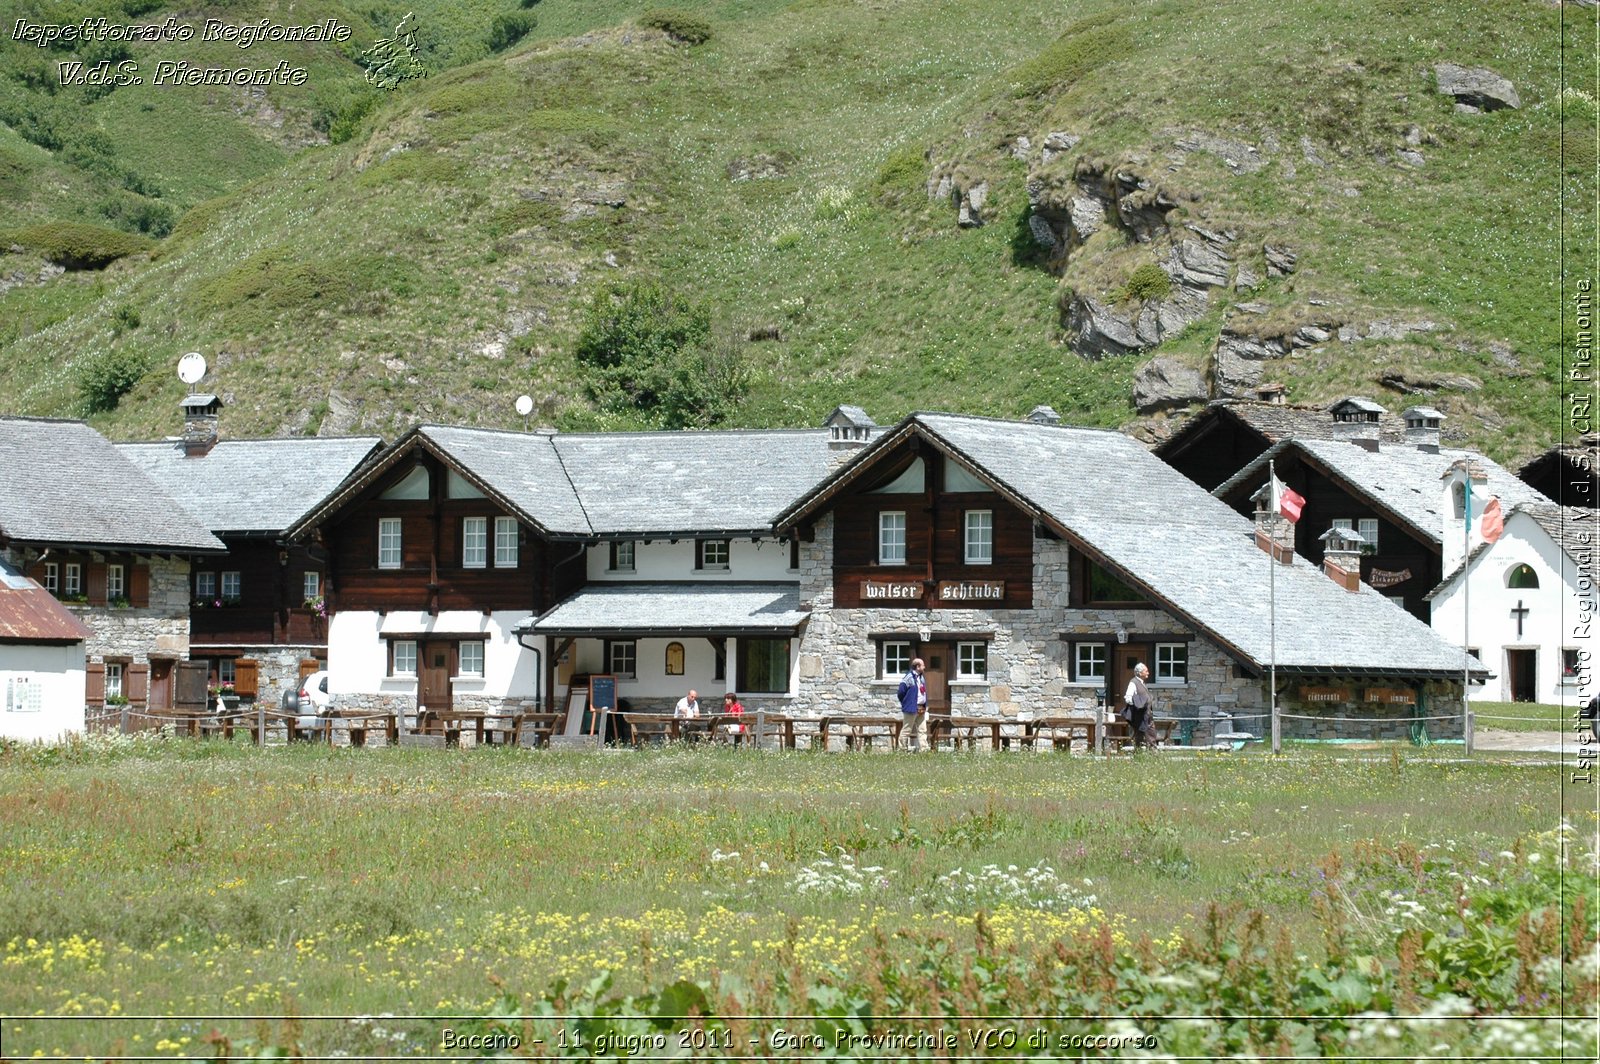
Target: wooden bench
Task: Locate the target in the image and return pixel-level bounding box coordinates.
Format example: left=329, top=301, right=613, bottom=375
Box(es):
left=415, top=709, right=487, bottom=746
left=621, top=713, right=674, bottom=747
left=819, top=715, right=904, bottom=751
left=1021, top=717, right=1100, bottom=752
left=928, top=716, right=1005, bottom=751
left=1105, top=717, right=1178, bottom=752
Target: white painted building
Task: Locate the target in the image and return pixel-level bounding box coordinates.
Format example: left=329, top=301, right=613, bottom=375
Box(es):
left=0, top=557, right=89, bottom=742
left=1428, top=504, right=1595, bottom=706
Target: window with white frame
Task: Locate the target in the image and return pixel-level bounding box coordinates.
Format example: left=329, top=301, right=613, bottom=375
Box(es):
left=1074, top=643, right=1107, bottom=682
left=494, top=517, right=518, bottom=567
left=303, top=571, right=321, bottom=601
left=458, top=641, right=485, bottom=677
left=104, top=662, right=123, bottom=700
left=608, top=640, right=637, bottom=679
left=391, top=640, right=417, bottom=677
left=964, top=510, right=993, bottom=564
left=1357, top=518, right=1379, bottom=552
left=221, top=572, right=241, bottom=601
left=64, top=563, right=82, bottom=598
left=107, top=564, right=125, bottom=601
left=878, top=511, right=906, bottom=565
left=698, top=539, right=730, bottom=570
left=195, top=571, right=215, bottom=600
left=880, top=640, right=913, bottom=679
left=1563, top=648, right=1583, bottom=684
left=1154, top=643, right=1188, bottom=683
left=378, top=518, right=402, bottom=569
left=610, top=540, right=635, bottom=572
left=42, top=562, right=58, bottom=594
left=956, top=641, right=988, bottom=680
left=462, top=516, right=487, bottom=568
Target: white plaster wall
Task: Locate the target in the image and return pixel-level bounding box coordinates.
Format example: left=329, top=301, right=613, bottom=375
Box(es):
left=1431, top=510, right=1592, bottom=705
left=327, top=610, right=541, bottom=700
left=585, top=538, right=794, bottom=582
left=0, top=642, right=86, bottom=741
left=567, top=634, right=795, bottom=707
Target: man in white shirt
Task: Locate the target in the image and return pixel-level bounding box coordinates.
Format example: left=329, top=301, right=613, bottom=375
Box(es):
left=1123, top=663, right=1156, bottom=749
left=673, top=689, right=701, bottom=718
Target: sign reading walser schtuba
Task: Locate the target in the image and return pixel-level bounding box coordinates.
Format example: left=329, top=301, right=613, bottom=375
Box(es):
left=859, top=580, right=1005, bottom=603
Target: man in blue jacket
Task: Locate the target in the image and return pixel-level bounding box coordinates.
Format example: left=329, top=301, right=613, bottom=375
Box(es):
left=897, top=657, right=927, bottom=751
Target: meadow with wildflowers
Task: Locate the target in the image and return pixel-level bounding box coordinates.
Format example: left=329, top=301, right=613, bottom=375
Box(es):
left=0, top=735, right=1594, bottom=1058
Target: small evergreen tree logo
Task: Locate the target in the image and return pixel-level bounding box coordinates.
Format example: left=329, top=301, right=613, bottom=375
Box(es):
left=362, top=12, right=428, bottom=89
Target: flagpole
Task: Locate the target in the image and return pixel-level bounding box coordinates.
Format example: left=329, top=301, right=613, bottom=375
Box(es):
left=1270, top=460, right=1280, bottom=755
left=1463, top=475, right=1474, bottom=755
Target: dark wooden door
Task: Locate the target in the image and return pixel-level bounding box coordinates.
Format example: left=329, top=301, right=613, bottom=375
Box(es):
left=919, top=642, right=950, bottom=717
left=148, top=660, right=173, bottom=711
left=419, top=641, right=453, bottom=714
left=1111, top=642, right=1155, bottom=711
left=1506, top=649, right=1536, bottom=703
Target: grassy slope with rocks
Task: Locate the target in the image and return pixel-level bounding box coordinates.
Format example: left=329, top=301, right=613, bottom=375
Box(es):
left=0, top=0, right=1591, bottom=463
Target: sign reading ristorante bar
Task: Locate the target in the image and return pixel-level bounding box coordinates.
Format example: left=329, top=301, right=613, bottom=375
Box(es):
left=936, top=580, right=1005, bottom=601
left=862, top=580, right=923, bottom=601
left=1368, top=567, right=1412, bottom=589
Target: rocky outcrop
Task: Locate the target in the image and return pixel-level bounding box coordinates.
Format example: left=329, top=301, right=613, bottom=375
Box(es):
left=1172, top=130, right=1266, bottom=175
left=1213, top=331, right=1294, bottom=397
left=1133, top=357, right=1209, bottom=413
left=1379, top=371, right=1482, bottom=394
left=1065, top=294, right=1143, bottom=358
left=1263, top=244, right=1297, bottom=277
left=928, top=170, right=990, bottom=228
left=1337, top=319, right=1443, bottom=342
left=1434, top=63, right=1521, bottom=112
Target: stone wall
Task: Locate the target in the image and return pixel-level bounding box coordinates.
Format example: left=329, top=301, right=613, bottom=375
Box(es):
left=794, top=515, right=1266, bottom=726
left=1271, top=680, right=1464, bottom=741
left=74, top=555, right=191, bottom=665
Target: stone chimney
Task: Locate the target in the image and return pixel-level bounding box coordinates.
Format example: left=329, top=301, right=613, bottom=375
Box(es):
left=1329, top=396, right=1385, bottom=452
left=179, top=393, right=222, bottom=457
left=1026, top=404, right=1062, bottom=425
left=1403, top=405, right=1444, bottom=453
left=1255, top=382, right=1287, bottom=405
left=1251, top=483, right=1295, bottom=563
left=823, top=405, right=875, bottom=463
left=1318, top=526, right=1365, bottom=592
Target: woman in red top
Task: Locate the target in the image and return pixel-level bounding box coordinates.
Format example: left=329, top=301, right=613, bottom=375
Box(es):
left=722, top=691, right=745, bottom=733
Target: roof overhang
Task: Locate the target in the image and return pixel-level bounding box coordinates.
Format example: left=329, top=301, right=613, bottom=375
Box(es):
left=378, top=611, right=496, bottom=637
left=522, top=582, right=808, bottom=639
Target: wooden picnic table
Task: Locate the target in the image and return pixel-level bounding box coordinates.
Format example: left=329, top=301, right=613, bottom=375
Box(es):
left=1103, top=717, right=1178, bottom=751
left=416, top=708, right=487, bottom=746
left=928, top=715, right=1006, bottom=751
left=1020, top=716, right=1101, bottom=752
left=819, top=714, right=904, bottom=751
left=481, top=710, right=564, bottom=747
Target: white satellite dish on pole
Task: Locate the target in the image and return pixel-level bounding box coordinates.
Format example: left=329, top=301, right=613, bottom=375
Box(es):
left=177, top=352, right=207, bottom=386
left=515, top=394, right=534, bottom=417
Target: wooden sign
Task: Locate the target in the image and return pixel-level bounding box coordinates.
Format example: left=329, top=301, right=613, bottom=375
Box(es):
left=861, top=580, right=922, bottom=602
left=936, top=580, right=1005, bottom=602
left=1368, top=567, right=1412, bottom=589
left=1364, top=687, right=1417, bottom=705
left=1299, top=686, right=1349, bottom=703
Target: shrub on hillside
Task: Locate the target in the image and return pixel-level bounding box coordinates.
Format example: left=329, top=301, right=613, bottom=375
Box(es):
left=77, top=346, right=150, bottom=414
left=873, top=144, right=927, bottom=199
left=486, top=12, right=536, bottom=52
left=639, top=9, right=713, bottom=45
left=574, top=280, right=746, bottom=427
left=7, top=221, right=151, bottom=269
left=1122, top=263, right=1172, bottom=303
left=1009, top=18, right=1133, bottom=97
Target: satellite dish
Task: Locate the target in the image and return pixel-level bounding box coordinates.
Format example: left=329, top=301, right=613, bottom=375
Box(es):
left=514, top=394, right=534, bottom=416
left=177, top=352, right=207, bottom=385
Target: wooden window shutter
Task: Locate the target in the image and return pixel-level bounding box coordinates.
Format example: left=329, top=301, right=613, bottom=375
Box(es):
left=86, top=562, right=108, bottom=606
left=233, top=658, right=259, bottom=698
left=129, top=565, right=151, bottom=608
left=299, top=658, right=320, bottom=681
left=127, top=664, right=149, bottom=704
left=86, top=663, right=105, bottom=705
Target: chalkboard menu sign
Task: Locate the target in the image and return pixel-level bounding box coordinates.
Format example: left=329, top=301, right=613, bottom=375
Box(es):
left=589, top=675, right=617, bottom=713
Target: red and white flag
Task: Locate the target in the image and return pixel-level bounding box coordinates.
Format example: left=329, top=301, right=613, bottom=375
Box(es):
left=1270, top=476, right=1306, bottom=524
left=1478, top=497, right=1504, bottom=544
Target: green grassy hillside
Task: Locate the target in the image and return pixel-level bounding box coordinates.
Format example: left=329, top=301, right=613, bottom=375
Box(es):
left=0, top=0, right=1592, bottom=462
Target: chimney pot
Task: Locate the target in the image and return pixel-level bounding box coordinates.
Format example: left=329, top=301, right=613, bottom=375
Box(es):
left=1026, top=404, right=1062, bottom=425
left=179, top=393, right=222, bottom=457
left=1253, top=508, right=1295, bottom=564
left=1403, top=405, right=1444, bottom=453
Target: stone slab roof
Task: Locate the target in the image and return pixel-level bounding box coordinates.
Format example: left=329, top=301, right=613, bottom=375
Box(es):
left=0, top=556, right=90, bottom=643
left=1156, top=399, right=1413, bottom=456
left=414, top=427, right=592, bottom=535
left=0, top=417, right=224, bottom=553
left=1215, top=438, right=1547, bottom=545
left=118, top=437, right=380, bottom=535
left=530, top=582, right=807, bottom=636
left=550, top=429, right=834, bottom=535
left=848, top=414, right=1477, bottom=678
left=1426, top=504, right=1596, bottom=600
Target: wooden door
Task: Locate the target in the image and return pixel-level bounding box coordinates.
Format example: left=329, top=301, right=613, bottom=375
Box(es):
left=419, top=640, right=453, bottom=715
left=148, top=660, right=173, bottom=711
left=1111, top=642, right=1155, bottom=711
left=1506, top=649, right=1536, bottom=703
left=919, top=642, right=950, bottom=717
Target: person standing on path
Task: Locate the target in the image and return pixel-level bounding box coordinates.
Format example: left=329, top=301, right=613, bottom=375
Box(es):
left=897, top=658, right=927, bottom=751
